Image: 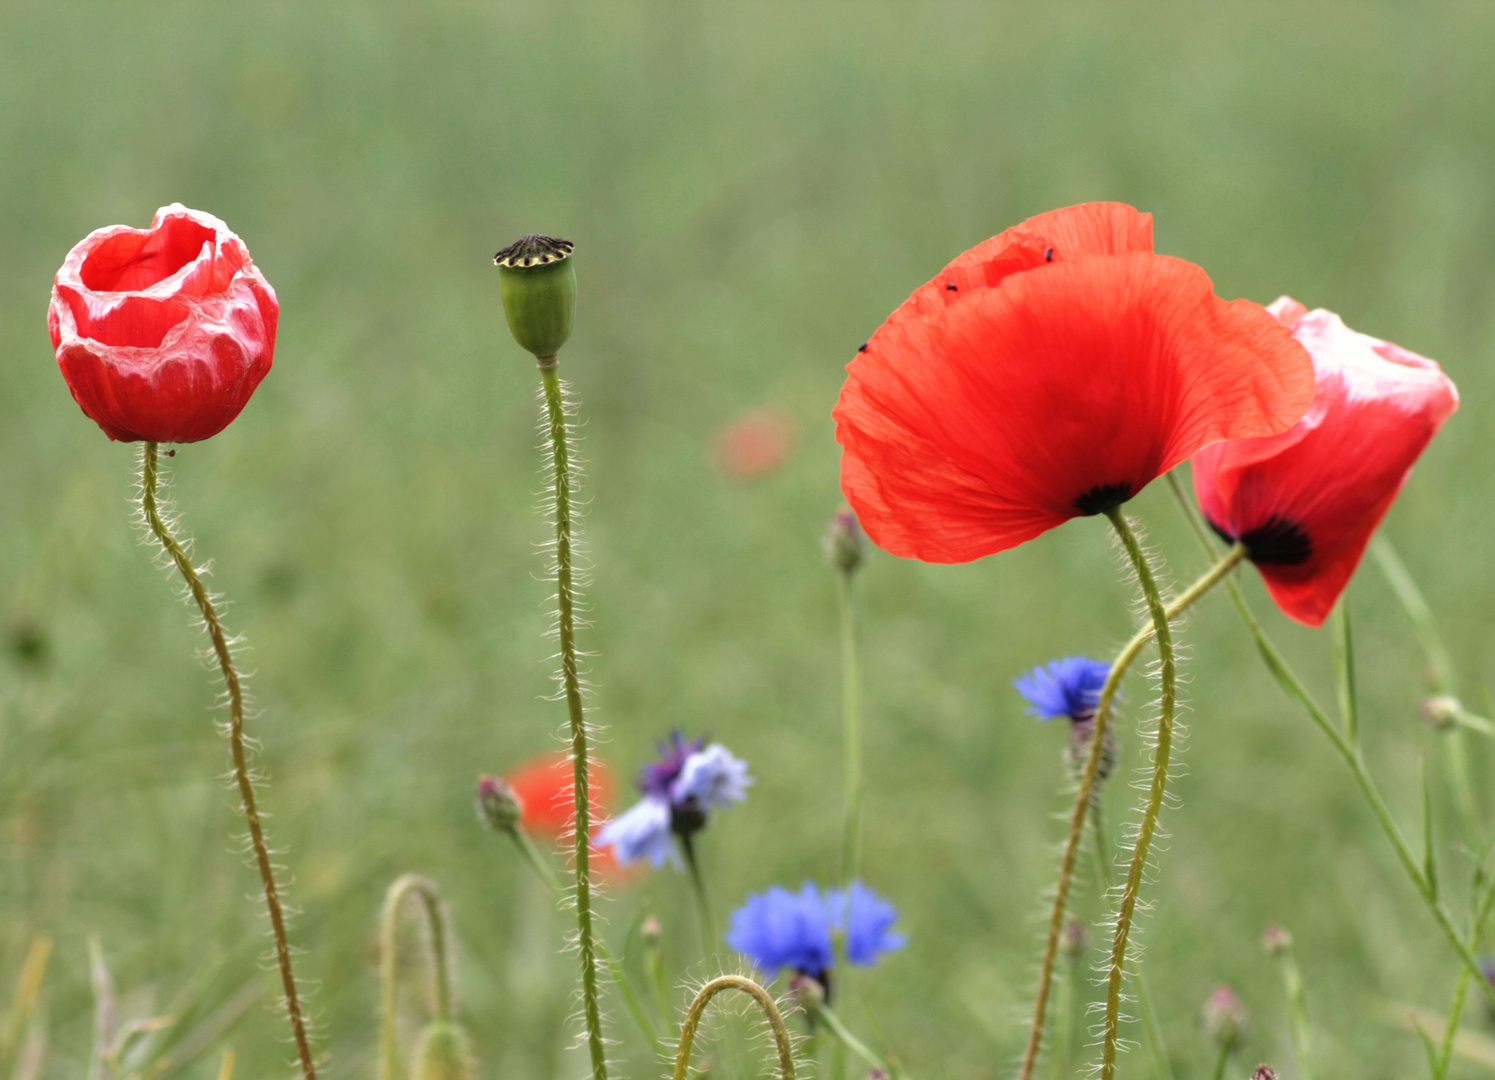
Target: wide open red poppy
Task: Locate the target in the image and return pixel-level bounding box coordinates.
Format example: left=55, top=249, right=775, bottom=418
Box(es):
left=833, top=203, right=1315, bottom=562
left=1191, top=297, right=1458, bottom=627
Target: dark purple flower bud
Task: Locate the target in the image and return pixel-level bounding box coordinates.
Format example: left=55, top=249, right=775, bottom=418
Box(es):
left=1252, top=1067, right=1278, bottom=1080
left=475, top=775, right=522, bottom=832
left=825, top=508, right=865, bottom=574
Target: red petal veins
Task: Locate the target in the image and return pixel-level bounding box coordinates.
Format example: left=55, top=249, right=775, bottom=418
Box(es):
left=1192, top=302, right=1458, bottom=626
left=835, top=227, right=1314, bottom=563
left=49, top=204, right=277, bottom=443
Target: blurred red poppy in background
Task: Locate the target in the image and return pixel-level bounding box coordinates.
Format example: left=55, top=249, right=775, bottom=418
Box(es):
left=714, top=406, right=796, bottom=481
left=49, top=203, right=277, bottom=443
left=505, top=751, right=621, bottom=875
left=1192, top=297, right=1459, bottom=627
left=833, top=202, right=1315, bottom=563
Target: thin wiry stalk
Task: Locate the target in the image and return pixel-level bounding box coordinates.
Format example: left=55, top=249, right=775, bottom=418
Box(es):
left=139, top=442, right=316, bottom=1080
left=1017, top=536, right=1241, bottom=1080
left=1163, top=472, right=1495, bottom=1015
left=838, top=567, right=864, bottom=885
left=1098, top=506, right=1175, bottom=1080
left=537, top=359, right=608, bottom=1080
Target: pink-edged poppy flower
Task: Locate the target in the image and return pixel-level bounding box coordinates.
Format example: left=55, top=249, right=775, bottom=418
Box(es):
left=1192, top=297, right=1459, bottom=627
left=49, top=204, right=277, bottom=443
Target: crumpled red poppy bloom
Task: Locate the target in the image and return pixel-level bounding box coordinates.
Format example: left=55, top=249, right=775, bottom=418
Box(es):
left=1192, top=297, right=1458, bottom=627
left=49, top=204, right=277, bottom=443
left=832, top=203, right=1316, bottom=562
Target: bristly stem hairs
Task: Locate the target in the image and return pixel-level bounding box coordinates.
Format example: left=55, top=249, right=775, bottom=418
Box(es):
left=537, top=357, right=609, bottom=1080
left=139, top=441, right=317, bottom=1080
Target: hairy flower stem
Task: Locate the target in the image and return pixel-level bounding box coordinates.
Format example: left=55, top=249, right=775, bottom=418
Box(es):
left=1097, top=506, right=1175, bottom=1080
left=838, top=569, right=863, bottom=885
left=537, top=358, right=608, bottom=1080
left=139, top=442, right=316, bottom=1080
left=1163, top=473, right=1495, bottom=1015
left=379, top=876, right=452, bottom=1080
left=1017, top=535, right=1243, bottom=1080
left=672, top=976, right=795, bottom=1080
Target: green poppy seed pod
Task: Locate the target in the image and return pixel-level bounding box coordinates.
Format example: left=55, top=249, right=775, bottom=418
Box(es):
left=410, top=1021, right=476, bottom=1080
left=494, top=235, right=576, bottom=359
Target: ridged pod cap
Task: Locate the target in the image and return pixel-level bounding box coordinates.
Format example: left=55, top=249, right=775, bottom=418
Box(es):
left=494, top=235, right=575, bottom=359
left=411, top=1021, right=476, bottom=1080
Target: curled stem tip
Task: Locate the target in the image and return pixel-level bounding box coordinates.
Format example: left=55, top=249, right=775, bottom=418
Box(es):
left=138, top=442, right=317, bottom=1080
left=672, top=975, right=796, bottom=1080
left=379, top=875, right=455, bottom=1080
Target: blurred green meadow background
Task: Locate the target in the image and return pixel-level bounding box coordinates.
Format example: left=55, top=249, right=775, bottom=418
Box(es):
left=4, top=4, right=1495, bottom=1078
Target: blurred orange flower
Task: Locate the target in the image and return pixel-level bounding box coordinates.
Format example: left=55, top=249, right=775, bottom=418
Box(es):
left=714, top=406, right=796, bottom=481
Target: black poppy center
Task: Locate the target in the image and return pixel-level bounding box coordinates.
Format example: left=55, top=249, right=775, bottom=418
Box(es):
left=1073, top=483, right=1132, bottom=516
left=1210, top=515, right=1313, bottom=566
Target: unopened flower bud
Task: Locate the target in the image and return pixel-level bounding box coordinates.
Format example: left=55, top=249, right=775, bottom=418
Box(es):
left=475, top=775, right=523, bottom=832
left=1420, top=695, right=1461, bottom=732
left=411, top=1021, right=475, bottom=1080
left=866, top=1070, right=890, bottom=1080
left=825, top=508, right=865, bottom=575
left=1059, top=918, right=1087, bottom=958
left=1251, top=1067, right=1278, bottom=1080
left=641, top=916, right=662, bottom=947
left=1202, top=985, right=1247, bottom=1049
left=1261, top=925, right=1293, bottom=956
left=788, top=972, right=826, bottom=1012
left=494, top=235, right=576, bottom=359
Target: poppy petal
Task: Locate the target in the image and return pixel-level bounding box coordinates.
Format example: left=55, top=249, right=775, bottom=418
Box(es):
left=1192, top=303, right=1458, bottom=626
left=836, top=250, right=1314, bottom=562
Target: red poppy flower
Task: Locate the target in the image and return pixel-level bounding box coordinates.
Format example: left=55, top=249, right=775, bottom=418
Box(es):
left=49, top=204, right=277, bottom=443
left=714, top=406, right=797, bottom=481
left=506, top=750, right=614, bottom=838
left=832, top=203, right=1316, bottom=562
left=1191, top=297, right=1458, bottom=627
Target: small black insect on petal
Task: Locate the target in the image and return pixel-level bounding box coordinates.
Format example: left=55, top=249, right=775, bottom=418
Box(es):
left=1044, top=247, right=1055, bottom=263
left=1239, top=516, right=1313, bottom=566
left=857, top=342, right=869, bottom=353
left=1072, top=482, right=1132, bottom=516
left=946, top=283, right=958, bottom=291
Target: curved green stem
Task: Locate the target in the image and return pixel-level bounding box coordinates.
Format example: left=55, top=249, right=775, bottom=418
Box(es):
left=1017, top=535, right=1242, bottom=1080
left=1163, top=473, right=1495, bottom=1016
left=139, top=442, right=316, bottom=1080
left=537, top=359, right=608, bottom=1080
left=379, top=875, right=453, bottom=1080
left=814, top=1002, right=890, bottom=1076
left=672, top=975, right=795, bottom=1080
left=838, top=569, right=864, bottom=885
left=1098, top=506, right=1175, bottom=1080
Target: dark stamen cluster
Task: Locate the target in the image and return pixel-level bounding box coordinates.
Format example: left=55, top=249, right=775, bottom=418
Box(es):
left=1072, top=482, right=1132, bottom=515
left=494, top=235, right=575, bottom=268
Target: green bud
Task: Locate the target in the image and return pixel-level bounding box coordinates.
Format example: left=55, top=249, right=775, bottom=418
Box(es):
left=494, top=235, right=576, bottom=359
left=475, top=775, right=522, bottom=833
left=410, top=1021, right=475, bottom=1080
left=824, top=507, right=865, bottom=575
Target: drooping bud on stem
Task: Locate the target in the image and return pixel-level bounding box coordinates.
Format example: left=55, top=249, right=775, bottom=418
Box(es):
left=410, top=1021, right=475, bottom=1080
left=494, top=235, right=576, bottom=360
left=475, top=775, right=523, bottom=833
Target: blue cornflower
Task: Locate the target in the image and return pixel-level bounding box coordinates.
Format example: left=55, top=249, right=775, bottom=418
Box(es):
left=1014, top=656, right=1112, bottom=721
left=596, top=732, right=752, bottom=869
left=727, top=880, right=904, bottom=993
